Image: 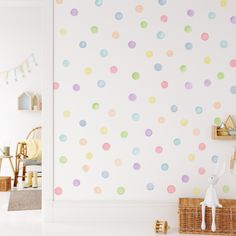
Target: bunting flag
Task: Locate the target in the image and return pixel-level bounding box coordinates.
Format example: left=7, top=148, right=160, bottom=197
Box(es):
left=0, top=53, right=38, bottom=85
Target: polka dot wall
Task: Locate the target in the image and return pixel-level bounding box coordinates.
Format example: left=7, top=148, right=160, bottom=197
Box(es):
left=54, top=0, right=236, bottom=200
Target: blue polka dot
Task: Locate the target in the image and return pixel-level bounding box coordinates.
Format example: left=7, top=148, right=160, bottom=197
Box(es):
left=59, top=134, right=67, bottom=142
left=132, top=147, right=141, bottom=156
left=158, top=0, right=167, bottom=6
left=95, top=0, right=103, bottom=7
left=62, top=60, right=70, bottom=67
left=100, top=49, right=108, bottom=57
left=115, top=12, right=123, bottom=20
left=132, top=113, right=140, bottom=121
left=97, top=80, right=106, bottom=88
left=211, top=155, right=219, bottom=164
left=101, top=170, right=109, bottom=178
left=154, top=63, right=163, bottom=71
left=195, top=106, right=203, bottom=114
left=173, top=138, right=181, bottom=146
left=185, top=42, right=193, bottom=50
left=146, top=183, right=155, bottom=191
left=208, top=12, right=216, bottom=19
left=220, top=40, right=228, bottom=48
left=171, top=105, right=178, bottom=112
left=161, top=163, right=169, bottom=171
left=79, top=41, right=87, bottom=48
left=230, top=86, right=236, bottom=94
left=79, top=120, right=87, bottom=127
left=156, top=31, right=165, bottom=39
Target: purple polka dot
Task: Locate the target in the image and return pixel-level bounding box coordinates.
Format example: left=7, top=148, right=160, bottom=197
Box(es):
left=128, top=93, right=137, bottom=101
left=187, top=9, right=194, bottom=17
left=73, top=179, right=80, bottom=186
left=181, top=175, right=189, bottom=183
left=71, top=8, right=78, bottom=16
left=185, top=82, right=192, bottom=90
left=73, top=84, right=80, bottom=91
left=230, top=16, right=236, bottom=24
left=204, top=79, right=211, bottom=87
left=133, top=162, right=141, bottom=170
left=128, top=41, right=136, bottom=49
left=145, top=129, right=153, bottom=137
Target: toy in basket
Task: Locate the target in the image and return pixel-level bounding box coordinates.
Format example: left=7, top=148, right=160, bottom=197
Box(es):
left=155, top=220, right=169, bottom=234
left=200, top=161, right=226, bottom=232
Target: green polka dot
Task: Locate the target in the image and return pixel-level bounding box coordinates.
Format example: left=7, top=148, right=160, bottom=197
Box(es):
left=117, top=186, right=125, bottom=195
left=214, top=117, right=221, bottom=126
left=132, top=72, right=140, bottom=80
left=184, top=25, right=192, bottom=33
left=140, top=20, right=148, bottom=28
left=223, top=185, right=230, bottom=193
left=180, top=65, right=187, bottom=72
left=217, top=72, right=224, bottom=80
left=90, top=26, right=98, bottom=33
left=92, top=103, right=100, bottom=110
left=120, top=131, right=128, bottom=138
left=59, top=156, right=67, bottom=164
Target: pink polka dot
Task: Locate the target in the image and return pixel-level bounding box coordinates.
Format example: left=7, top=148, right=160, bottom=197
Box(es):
left=167, top=185, right=176, bottom=194
left=110, top=66, right=118, bottom=73
left=160, top=15, right=168, bottom=22
left=102, top=143, right=111, bottom=151
left=201, top=32, right=209, bottom=41
left=53, top=82, right=60, bottom=90
left=230, top=59, right=236, bottom=67
left=198, top=167, right=206, bottom=175
left=155, top=146, right=163, bottom=154
left=161, top=81, right=168, bottom=88
left=54, top=186, right=63, bottom=195
left=198, top=142, right=206, bottom=151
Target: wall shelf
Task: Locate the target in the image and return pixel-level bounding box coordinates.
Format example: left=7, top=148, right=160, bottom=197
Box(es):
left=18, top=92, right=42, bottom=111
left=211, top=126, right=236, bottom=140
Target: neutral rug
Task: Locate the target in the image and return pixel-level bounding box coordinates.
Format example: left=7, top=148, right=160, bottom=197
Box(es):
left=8, top=189, right=41, bottom=211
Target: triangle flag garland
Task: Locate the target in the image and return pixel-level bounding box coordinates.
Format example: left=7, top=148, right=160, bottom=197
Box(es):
left=0, top=53, right=38, bottom=85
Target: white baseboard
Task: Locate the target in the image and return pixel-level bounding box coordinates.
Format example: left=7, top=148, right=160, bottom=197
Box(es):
left=43, top=200, right=179, bottom=228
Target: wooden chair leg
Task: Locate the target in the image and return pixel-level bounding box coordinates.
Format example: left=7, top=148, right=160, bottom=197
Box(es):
left=22, top=166, right=26, bottom=181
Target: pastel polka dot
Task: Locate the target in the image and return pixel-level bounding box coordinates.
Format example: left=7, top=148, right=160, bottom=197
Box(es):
left=59, top=156, right=67, bottom=164
left=173, top=138, right=181, bottom=146
left=90, top=26, right=98, bottom=33
left=102, top=143, right=111, bottom=151
left=135, top=5, right=144, bottom=13
left=54, top=186, right=63, bottom=195
left=56, top=0, right=63, bottom=4
left=156, top=31, right=165, bottom=39
left=204, top=79, right=211, bottom=87
left=59, top=28, right=67, bottom=36
left=120, top=131, right=128, bottom=138
left=115, top=12, right=123, bottom=20
left=112, top=31, right=120, bottom=39
left=214, top=117, right=221, bottom=126
left=181, top=175, right=189, bottom=183
left=201, top=32, right=209, bottom=41
left=160, top=15, right=168, bottom=22
left=171, top=105, right=178, bottom=112
left=128, top=41, right=136, bottom=48
left=208, top=12, right=216, bottom=19
left=117, top=186, right=125, bottom=195
left=145, top=129, right=153, bottom=137
left=94, top=186, right=102, bottom=194
left=193, top=128, right=200, bottom=136
left=198, top=143, right=206, bottom=151
left=158, top=116, right=166, bottom=124
left=97, top=80, right=106, bottom=88
left=185, top=42, right=193, bottom=50
left=161, top=163, right=169, bottom=171
left=193, top=187, right=200, bottom=195
left=63, top=110, right=71, bottom=118
left=148, top=96, right=156, bottom=104
left=198, top=167, right=206, bottom=175
left=132, top=72, right=140, bottom=80
left=92, top=103, right=100, bottom=110
left=180, top=65, right=187, bottom=72
left=108, top=109, right=116, bottom=117
left=62, top=59, right=70, bottom=67
left=59, top=134, right=67, bottom=142
left=95, top=0, right=103, bottom=7
left=188, top=154, right=196, bottom=161
left=110, top=66, right=118, bottom=73
left=230, top=59, right=236, bottom=67
left=180, top=119, right=188, bottom=126
left=79, top=120, right=87, bottom=127
left=211, top=155, right=219, bottom=163
left=128, top=93, right=137, bottom=101
left=230, top=16, right=236, bottom=24
left=86, top=152, right=93, bottom=160
left=220, top=0, right=227, bottom=7
left=185, top=82, right=192, bottom=90
left=154, top=63, right=163, bottom=71
left=217, top=72, right=224, bottom=80
left=220, top=40, right=228, bottom=48
left=167, top=185, right=176, bottom=194
left=71, top=8, right=78, bottom=16
left=161, top=81, right=168, bottom=88
left=82, top=165, right=90, bottom=172
left=84, top=67, right=92, bottom=75
left=184, top=25, right=192, bottom=33
left=133, top=162, right=141, bottom=170
left=100, top=49, right=108, bottom=57
left=114, top=158, right=123, bottom=166
left=79, top=138, right=87, bottom=146
left=79, top=41, right=87, bottom=48
left=145, top=51, right=153, bottom=58
left=166, top=50, right=174, bottom=57
left=73, top=84, right=80, bottom=91
left=101, top=171, right=109, bottom=178
left=132, top=113, right=141, bottom=121
left=195, top=106, right=203, bottom=114
left=187, top=9, right=195, bottom=17
left=100, top=127, right=108, bottom=135
left=213, top=101, right=221, bottom=109
left=158, top=0, right=167, bottom=6
left=140, top=20, right=148, bottom=28
left=204, top=56, right=211, bottom=64
left=223, top=185, right=230, bottom=193
left=132, top=147, right=141, bottom=156
left=73, top=179, right=80, bottom=187
left=146, top=183, right=154, bottom=191
left=53, top=82, right=60, bottom=90
left=230, top=86, right=236, bottom=94
left=155, top=146, right=163, bottom=154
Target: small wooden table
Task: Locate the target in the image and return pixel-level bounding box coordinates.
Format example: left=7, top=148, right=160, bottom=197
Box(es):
left=0, top=155, right=15, bottom=175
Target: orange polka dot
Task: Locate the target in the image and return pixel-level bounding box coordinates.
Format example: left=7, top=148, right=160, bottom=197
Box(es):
left=135, top=5, right=144, bottom=13
left=115, top=158, right=122, bottom=166
left=94, top=186, right=102, bottom=194
left=158, top=116, right=166, bottom=124
left=193, top=128, right=200, bottom=136
left=166, top=50, right=174, bottom=57
left=108, top=109, right=116, bottom=117
left=56, top=0, right=63, bottom=4
left=82, top=165, right=90, bottom=172
left=213, top=102, right=221, bottom=109
left=79, top=138, right=87, bottom=146
left=112, top=31, right=120, bottom=39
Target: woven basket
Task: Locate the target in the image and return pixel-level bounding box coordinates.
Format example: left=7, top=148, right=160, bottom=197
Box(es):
left=0, top=176, right=11, bottom=191
left=179, top=198, right=236, bottom=235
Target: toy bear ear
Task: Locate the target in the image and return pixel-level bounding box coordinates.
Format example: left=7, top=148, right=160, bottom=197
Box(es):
left=216, top=161, right=226, bottom=178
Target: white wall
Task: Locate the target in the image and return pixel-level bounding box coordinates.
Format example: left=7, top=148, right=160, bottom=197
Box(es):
left=0, top=5, right=42, bottom=176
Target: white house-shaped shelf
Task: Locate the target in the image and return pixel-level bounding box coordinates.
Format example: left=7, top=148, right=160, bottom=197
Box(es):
left=18, top=92, right=42, bottom=111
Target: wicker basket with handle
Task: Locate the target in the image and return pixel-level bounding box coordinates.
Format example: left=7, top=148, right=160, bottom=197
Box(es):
left=179, top=198, right=236, bottom=235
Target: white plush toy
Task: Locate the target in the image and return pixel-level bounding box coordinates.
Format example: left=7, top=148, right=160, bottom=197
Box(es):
left=200, top=161, right=226, bottom=232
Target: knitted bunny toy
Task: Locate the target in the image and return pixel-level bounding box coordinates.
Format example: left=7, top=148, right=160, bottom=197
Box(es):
left=200, top=161, right=226, bottom=232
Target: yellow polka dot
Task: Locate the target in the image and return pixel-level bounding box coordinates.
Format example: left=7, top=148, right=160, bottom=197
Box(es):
left=220, top=0, right=227, bottom=7
left=59, top=28, right=68, bottom=36
left=94, top=186, right=102, bottom=194
left=63, top=110, right=71, bottom=118
left=145, top=51, right=153, bottom=58
left=86, top=152, right=93, bottom=160
left=148, top=96, right=156, bottom=104
left=193, top=187, right=200, bottom=195
left=166, top=50, right=174, bottom=57
left=82, top=164, right=90, bottom=172
left=204, top=56, right=211, bottom=64
left=188, top=154, right=195, bottom=161
left=79, top=138, right=87, bottom=146
left=84, top=67, right=92, bottom=75
left=100, top=127, right=108, bottom=135
left=114, top=158, right=122, bottom=166
left=180, top=119, right=188, bottom=126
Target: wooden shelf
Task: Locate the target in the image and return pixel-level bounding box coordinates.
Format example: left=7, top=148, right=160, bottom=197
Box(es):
left=212, top=126, right=236, bottom=140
